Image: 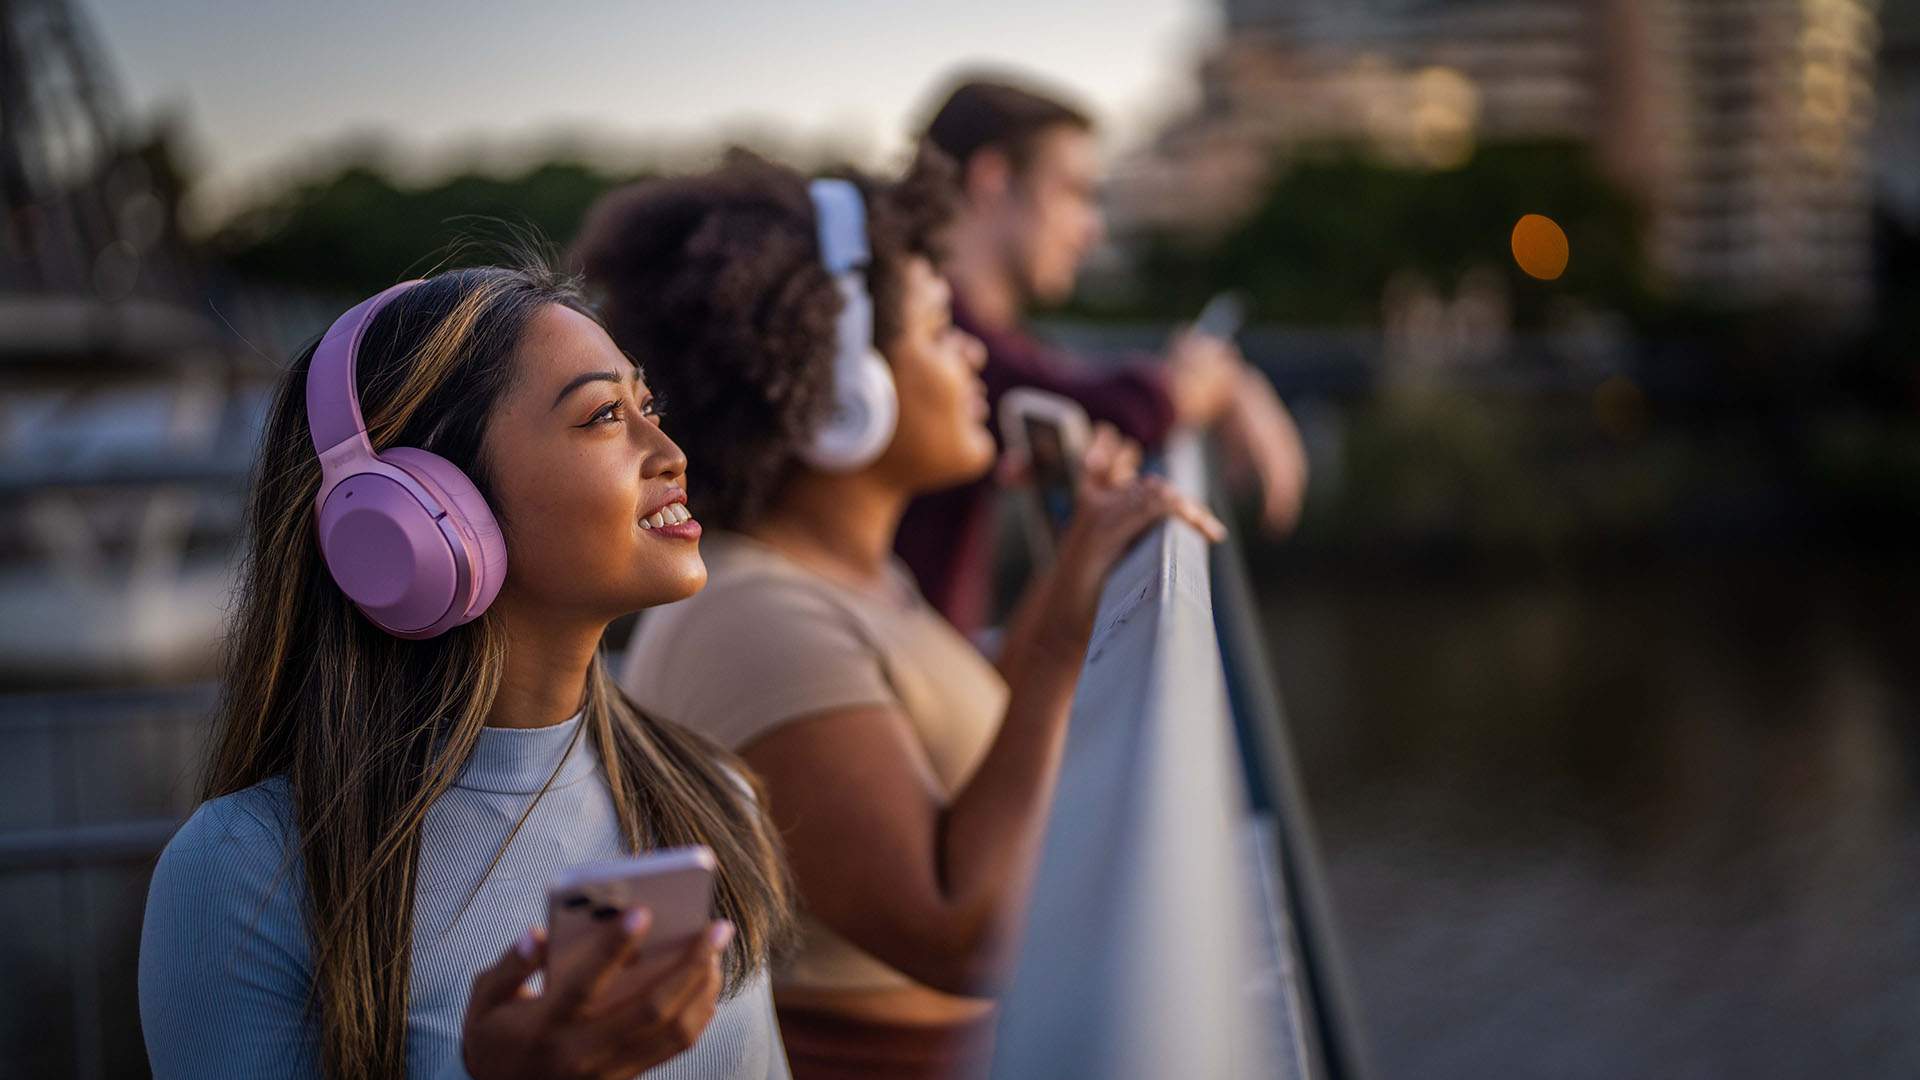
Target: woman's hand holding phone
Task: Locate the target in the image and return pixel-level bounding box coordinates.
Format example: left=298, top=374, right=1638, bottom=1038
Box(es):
left=1034, top=423, right=1226, bottom=654
left=459, top=913, right=734, bottom=1080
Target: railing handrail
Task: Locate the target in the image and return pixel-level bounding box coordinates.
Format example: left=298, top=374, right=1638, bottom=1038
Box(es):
left=990, top=435, right=1324, bottom=1079
left=0, top=818, right=183, bottom=869
left=0, top=681, right=217, bottom=728
left=0, top=682, right=213, bottom=873
left=0, top=456, right=251, bottom=497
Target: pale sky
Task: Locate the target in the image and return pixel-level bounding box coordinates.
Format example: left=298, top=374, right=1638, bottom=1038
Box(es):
left=82, top=0, right=1221, bottom=223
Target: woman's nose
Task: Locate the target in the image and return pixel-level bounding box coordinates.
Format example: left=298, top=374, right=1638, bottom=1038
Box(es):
left=638, top=421, right=688, bottom=480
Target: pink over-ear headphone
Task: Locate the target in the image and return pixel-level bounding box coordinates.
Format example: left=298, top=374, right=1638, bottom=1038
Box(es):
left=306, top=280, right=507, bottom=639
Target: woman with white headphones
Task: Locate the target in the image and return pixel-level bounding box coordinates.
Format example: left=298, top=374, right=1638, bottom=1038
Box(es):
left=577, top=150, right=1224, bottom=1079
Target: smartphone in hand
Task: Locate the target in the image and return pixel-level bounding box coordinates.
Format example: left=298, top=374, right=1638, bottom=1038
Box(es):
left=999, top=388, right=1091, bottom=563
left=545, top=846, right=718, bottom=999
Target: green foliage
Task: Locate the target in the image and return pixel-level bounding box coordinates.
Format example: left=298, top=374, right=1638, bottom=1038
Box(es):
left=212, top=160, right=646, bottom=292
left=1121, top=140, right=1651, bottom=328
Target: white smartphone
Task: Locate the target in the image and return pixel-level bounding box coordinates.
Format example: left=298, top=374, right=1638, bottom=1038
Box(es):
left=545, top=845, right=718, bottom=996
left=998, top=387, right=1091, bottom=563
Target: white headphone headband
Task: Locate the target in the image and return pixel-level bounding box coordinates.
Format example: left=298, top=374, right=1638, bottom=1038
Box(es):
left=800, top=177, right=898, bottom=471
left=810, top=178, right=871, bottom=274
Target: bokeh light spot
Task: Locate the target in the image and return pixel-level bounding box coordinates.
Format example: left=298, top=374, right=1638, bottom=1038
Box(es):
left=1511, top=214, right=1570, bottom=281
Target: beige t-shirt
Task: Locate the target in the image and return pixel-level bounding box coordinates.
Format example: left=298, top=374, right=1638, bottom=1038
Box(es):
left=619, top=531, right=1009, bottom=994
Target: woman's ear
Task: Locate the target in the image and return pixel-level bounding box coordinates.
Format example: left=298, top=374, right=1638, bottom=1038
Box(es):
left=963, top=148, right=1012, bottom=207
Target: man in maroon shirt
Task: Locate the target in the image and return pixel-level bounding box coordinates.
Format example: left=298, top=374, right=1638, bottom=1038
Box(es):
left=896, top=75, right=1310, bottom=635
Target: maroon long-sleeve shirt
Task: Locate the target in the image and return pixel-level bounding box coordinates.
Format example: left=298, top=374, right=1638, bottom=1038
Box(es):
left=894, top=296, right=1178, bottom=635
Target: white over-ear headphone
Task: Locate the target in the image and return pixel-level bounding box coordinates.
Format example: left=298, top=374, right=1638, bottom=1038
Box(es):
left=799, top=178, right=899, bottom=472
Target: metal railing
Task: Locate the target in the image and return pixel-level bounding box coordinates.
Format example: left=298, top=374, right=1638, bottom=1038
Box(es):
left=991, top=437, right=1366, bottom=1079
left=0, top=683, right=215, bottom=1080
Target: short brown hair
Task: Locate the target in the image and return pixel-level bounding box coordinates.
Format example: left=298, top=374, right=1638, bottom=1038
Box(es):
left=922, top=74, right=1095, bottom=175
left=572, top=148, right=958, bottom=530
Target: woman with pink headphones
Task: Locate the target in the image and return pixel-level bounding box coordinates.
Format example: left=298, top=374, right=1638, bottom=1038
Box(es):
left=137, top=265, right=794, bottom=1078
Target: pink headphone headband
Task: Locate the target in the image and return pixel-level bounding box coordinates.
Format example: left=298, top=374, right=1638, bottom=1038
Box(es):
left=303, top=278, right=506, bottom=639
left=305, top=279, right=423, bottom=457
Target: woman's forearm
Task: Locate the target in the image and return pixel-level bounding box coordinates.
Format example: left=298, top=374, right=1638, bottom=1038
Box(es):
left=929, top=588, right=1089, bottom=992
left=993, top=563, right=1066, bottom=683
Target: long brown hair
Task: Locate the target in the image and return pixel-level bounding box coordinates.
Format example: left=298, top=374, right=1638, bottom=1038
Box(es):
left=206, top=264, right=792, bottom=1078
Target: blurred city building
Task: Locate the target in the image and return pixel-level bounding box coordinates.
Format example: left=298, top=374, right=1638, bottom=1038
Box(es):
left=1110, top=0, right=1884, bottom=322
left=1878, top=0, right=1920, bottom=229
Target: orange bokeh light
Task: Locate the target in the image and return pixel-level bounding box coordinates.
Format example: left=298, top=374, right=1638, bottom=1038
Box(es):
left=1511, top=214, right=1570, bottom=281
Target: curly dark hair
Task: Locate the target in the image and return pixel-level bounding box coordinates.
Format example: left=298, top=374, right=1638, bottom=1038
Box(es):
left=571, top=147, right=959, bottom=530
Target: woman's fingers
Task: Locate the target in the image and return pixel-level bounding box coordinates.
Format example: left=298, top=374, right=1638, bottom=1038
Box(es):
left=628, top=949, right=723, bottom=1056
left=464, top=919, right=732, bottom=1078
left=1077, top=424, right=1149, bottom=496
left=1079, top=424, right=1122, bottom=492
left=638, top=963, right=721, bottom=1059
left=1138, top=482, right=1226, bottom=544
left=468, top=927, right=545, bottom=1013
left=1098, top=478, right=1227, bottom=547
left=586, top=922, right=732, bottom=1055
left=1171, top=492, right=1229, bottom=543
left=545, top=907, right=653, bottom=1020
left=596, top=921, right=731, bottom=1020
left=1113, top=439, right=1142, bottom=485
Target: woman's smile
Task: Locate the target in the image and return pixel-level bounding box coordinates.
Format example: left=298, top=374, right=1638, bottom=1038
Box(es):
left=639, top=490, right=702, bottom=541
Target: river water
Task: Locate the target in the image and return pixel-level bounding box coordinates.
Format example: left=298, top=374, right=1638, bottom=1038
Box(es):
left=1264, top=551, right=1920, bottom=1078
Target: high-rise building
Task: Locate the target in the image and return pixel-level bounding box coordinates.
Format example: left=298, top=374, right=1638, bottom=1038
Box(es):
left=1876, top=1, right=1920, bottom=229
left=1111, top=0, right=1610, bottom=232
left=1111, top=0, right=1881, bottom=320
left=1646, top=0, right=1878, bottom=315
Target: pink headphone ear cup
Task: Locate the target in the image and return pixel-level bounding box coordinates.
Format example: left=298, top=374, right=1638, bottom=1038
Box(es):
left=381, top=447, right=508, bottom=620
left=315, top=470, right=462, bottom=635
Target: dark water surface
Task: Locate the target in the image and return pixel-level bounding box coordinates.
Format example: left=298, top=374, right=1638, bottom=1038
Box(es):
left=1264, top=552, right=1920, bottom=1079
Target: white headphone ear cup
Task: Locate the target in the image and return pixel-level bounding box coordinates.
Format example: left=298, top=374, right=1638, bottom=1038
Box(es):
left=802, top=348, right=897, bottom=471
left=849, top=349, right=899, bottom=460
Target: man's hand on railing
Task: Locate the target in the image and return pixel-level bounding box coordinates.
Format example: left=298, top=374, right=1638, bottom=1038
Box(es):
left=1216, top=367, right=1309, bottom=537
left=1163, top=318, right=1310, bottom=538
left=1166, top=328, right=1243, bottom=428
